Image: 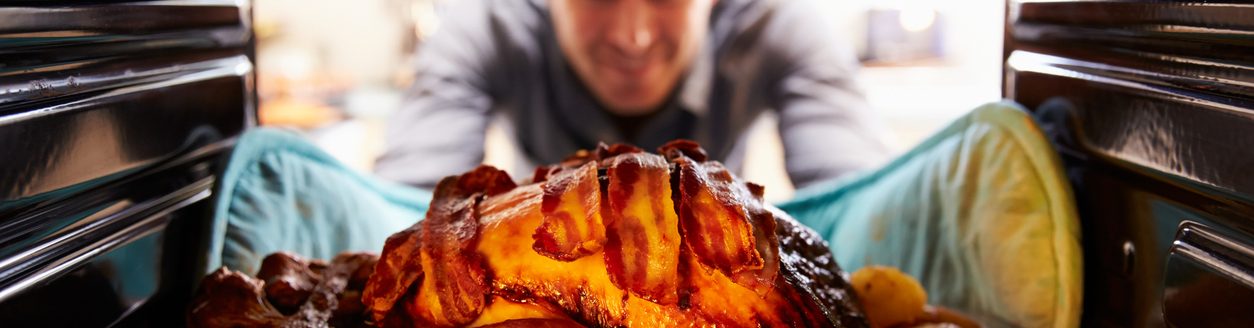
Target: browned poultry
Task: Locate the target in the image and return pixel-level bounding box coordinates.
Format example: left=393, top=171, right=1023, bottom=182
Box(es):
left=361, top=141, right=867, bottom=327
left=188, top=140, right=979, bottom=328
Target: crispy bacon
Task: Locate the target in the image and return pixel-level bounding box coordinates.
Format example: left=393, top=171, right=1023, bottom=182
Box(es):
left=596, top=142, right=644, bottom=159
left=533, top=143, right=638, bottom=184
left=745, top=182, right=766, bottom=200
left=662, top=141, right=780, bottom=295
left=362, top=165, right=518, bottom=326
left=672, top=157, right=764, bottom=277
left=561, top=148, right=597, bottom=166
left=731, top=210, right=780, bottom=295
left=362, top=224, right=425, bottom=323
left=531, top=165, right=558, bottom=184
left=602, top=152, right=681, bottom=304
left=658, top=139, right=708, bottom=162
left=409, top=176, right=493, bottom=326
left=534, top=161, right=606, bottom=261
left=457, top=165, right=518, bottom=197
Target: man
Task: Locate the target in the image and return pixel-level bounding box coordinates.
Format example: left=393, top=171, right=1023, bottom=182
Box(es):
left=376, top=0, right=892, bottom=190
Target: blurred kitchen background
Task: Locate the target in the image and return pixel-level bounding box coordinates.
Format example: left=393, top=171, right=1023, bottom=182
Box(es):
left=253, top=0, right=1004, bottom=201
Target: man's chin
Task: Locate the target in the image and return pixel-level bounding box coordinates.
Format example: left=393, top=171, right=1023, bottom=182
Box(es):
left=600, top=93, right=668, bottom=117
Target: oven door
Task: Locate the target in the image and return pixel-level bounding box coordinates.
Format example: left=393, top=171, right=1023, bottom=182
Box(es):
left=1004, top=1, right=1254, bottom=326
left=0, top=1, right=254, bottom=326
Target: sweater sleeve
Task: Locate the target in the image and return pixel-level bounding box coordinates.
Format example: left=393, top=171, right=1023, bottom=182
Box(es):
left=763, top=0, right=894, bottom=189
left=374, top=0, right=499, bottom=188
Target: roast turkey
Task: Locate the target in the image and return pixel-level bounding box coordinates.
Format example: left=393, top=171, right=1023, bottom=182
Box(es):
left=190, top=140, right=976, bottom=328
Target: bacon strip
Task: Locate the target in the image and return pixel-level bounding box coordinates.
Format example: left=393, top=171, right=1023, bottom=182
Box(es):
left=657, top=139, right=708, bottom=162
left=457, top=165, right=518, bottom=196
left=731, top=209, right=780, bottom=296
left=365, top=166, right=516, bottom=326
left=409, top=169, right=503, bottom=325
left=361, top=224, right=425, bottom=323
left=534, top=161, right=606, bottom=261
left=673, top=158, right=764, bottom=276
left=661, top=141, right=780, bottom=295
left=596, top=142, right=644, bottom=159
left=531, top=165, right=559, bottom=184
left=602, top=152, right=681, bottom=304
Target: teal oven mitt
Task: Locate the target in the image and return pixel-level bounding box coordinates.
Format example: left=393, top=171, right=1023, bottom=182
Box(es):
left=201, top=128, right=432, bottom=275
left=778, top=102, right=1082, bottom=328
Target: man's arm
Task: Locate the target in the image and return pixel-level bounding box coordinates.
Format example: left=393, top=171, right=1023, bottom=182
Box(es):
left=374, top=1, right=499, bottom=189
left=763, top=0, right=894, bottom=190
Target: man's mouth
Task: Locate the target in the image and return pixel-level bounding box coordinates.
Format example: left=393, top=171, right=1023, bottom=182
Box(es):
left=607, top=58, right=652, bottom=81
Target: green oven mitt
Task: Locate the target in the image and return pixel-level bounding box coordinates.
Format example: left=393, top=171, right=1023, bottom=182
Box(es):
left=778, top=101, right=1082, bottom=328
left=202, top=128, right=430, bottom=275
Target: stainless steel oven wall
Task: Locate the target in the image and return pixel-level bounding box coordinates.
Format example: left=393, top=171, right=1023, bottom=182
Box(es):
left=0, top=1, right=254, bottom=326
left=1004, top=1, right=1254, bottom=326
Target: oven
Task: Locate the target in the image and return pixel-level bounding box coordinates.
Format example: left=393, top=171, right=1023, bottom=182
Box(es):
left=0, top=1, right=254, bottom=326
left=4, top=0, right=1253, bottom=326
left=1005, top=1, right=1254, bottom=326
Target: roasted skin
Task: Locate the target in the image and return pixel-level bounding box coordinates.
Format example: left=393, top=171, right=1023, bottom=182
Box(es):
left=188, top=252, right=378, bottom=328
left=362, top=141, right=868, bottom=327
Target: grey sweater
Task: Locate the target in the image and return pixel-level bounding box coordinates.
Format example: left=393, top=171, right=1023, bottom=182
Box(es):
left=375, top=0, right=892, bottom=189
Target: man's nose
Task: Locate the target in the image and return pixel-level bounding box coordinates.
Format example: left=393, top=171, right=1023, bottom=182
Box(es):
left=607, top=1, right=655, bottom=57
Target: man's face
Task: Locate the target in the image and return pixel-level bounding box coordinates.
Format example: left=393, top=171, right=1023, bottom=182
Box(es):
left=550, top=0, right=715, bottom=116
